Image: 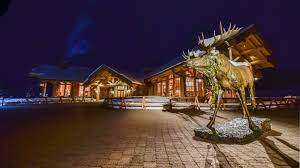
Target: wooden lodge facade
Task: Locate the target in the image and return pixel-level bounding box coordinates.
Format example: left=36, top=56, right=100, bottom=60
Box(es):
left=144, top=24, right=274, bottom=98
left=29, top=64, right=143, bottom=100
left=29, top=24, right=274, bottom=100
left=144, top=59, right=236, bottom=98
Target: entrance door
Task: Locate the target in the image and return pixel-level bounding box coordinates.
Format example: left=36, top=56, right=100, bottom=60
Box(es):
left=116, top=90, right=125, bottom=97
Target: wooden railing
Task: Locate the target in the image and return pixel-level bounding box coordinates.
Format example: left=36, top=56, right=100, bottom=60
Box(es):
left=255, top=97, right=297, bottom=110
left=104, top=96, right=170, bottom=109
left=104, top=96, right=298, bottom=110
left=1, top=97, right=96, bottom=106
left=2, top=96, right=297, bottom=110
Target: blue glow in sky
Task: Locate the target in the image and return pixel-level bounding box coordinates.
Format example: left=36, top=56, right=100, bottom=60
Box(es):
left=67, top=0, right=95, bottom=58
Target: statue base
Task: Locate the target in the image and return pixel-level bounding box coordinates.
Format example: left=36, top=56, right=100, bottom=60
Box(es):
left=194, top=117, right=271, bottom=144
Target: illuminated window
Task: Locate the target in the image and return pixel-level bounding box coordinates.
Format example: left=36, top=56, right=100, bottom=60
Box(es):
left=162, top=81, right=167, bottom=96
left=186, top=77, right=194, bottom=97
left=84, top=87, right=90, bottom=97
left=116, top=85, right=126, bottom=97
left=156, top=82, right=162, bottom=96
left=117, top=85, right=126, bottom=90
left=195, top=79, right=204, bottom=97
left=174, top=77, right=180, bottom=97
left=78, top=83, right=84, bottom=97
left=56, top=82, right=72, bottom=97
left=65, top=83, right=72, bottom=97
left=168, top=75, right=173, bottom=96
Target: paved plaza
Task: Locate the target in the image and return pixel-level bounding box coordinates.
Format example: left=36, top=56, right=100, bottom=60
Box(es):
left=0, top=104, right=299, bottom=167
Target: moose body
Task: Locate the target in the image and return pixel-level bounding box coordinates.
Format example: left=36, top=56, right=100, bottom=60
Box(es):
left=184, top=22, right=259, bottom=130
left=188, top=52, right=258, bottom=130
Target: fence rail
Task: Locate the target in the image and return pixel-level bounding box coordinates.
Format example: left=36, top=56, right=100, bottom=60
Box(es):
left=1, top=97, right=96, bottom=106
left=104, top=96, right=299, bottom=110
left=1, top=96, right=298, bottom=110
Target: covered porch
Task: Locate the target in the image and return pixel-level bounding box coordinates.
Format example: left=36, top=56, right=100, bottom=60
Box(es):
left=83, top=65, right=143, bottom=100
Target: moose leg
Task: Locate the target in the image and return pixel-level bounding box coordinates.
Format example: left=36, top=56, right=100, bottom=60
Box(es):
left=235, top=91, right=247, bottom=118
left=248, top=84, right=256, bottom=110
left=237, top=89, right=259, bottom=131
left=207, top=89, right=224, bottom=128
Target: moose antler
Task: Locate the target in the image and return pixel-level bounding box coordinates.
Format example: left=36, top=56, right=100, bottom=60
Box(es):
left=198, top=21, right=242, bottom=52
left=182, top=49, right=195, bottom=60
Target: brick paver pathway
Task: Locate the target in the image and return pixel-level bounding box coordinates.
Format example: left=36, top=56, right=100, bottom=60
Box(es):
left=0, top=104, right=298, bottom=167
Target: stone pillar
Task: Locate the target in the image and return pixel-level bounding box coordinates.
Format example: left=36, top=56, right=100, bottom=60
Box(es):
left=42, top=81, right=47, bottom=97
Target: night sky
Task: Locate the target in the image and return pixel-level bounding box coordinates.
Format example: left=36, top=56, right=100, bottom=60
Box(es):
left=0, top=0, right=299, bottom=96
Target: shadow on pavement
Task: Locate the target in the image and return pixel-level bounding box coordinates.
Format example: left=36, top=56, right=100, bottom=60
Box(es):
left=274, top=137, right=300, bottom=152
left=259, top=137, right=299, bottom=168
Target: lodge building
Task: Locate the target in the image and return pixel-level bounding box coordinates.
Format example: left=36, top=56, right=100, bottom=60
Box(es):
left=29, top=64, right=143, bottom=100
left=29, top=24, right=274, bottom=100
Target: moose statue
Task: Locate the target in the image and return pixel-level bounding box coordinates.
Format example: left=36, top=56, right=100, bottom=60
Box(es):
left=183, top=23, right=259, bottom=131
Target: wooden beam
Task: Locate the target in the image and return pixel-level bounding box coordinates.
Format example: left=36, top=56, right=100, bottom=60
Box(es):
left=240, top=47, right=264, bottom=55
left=42, top=81, right=47, bottom=97
left=245, top=37, right=256, bottom=48
left=250, top=59, right=266, bottom=65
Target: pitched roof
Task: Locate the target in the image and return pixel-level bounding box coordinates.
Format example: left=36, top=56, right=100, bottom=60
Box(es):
left=29, top=65, right=94, bottom=82
left=83, top=64, right=143, bottom=85
left=146, top=24, right=274, bottom=79
left=145, top=49, right=205, bottom=79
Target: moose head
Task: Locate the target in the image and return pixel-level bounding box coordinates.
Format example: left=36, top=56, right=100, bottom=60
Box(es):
left=183, top=22, right=242, bottom=68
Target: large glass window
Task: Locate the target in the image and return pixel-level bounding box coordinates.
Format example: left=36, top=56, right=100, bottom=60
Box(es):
left=116, top=85, right=126, bottom=97
left=185, top=77, right=194, bottom=97
left=57, top=82, right=71, bottom=97
left=65, top=83, right=72, bottom=97
left=57, top=83, right=64, bottom=97
left=84, top=87, right=90, bottom=97
left=174, top=77, right=180, bottom=97
left=78, top=83, right=85, bottom=97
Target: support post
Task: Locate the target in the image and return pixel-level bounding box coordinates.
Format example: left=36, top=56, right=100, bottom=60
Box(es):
left=42, top=81, right=47, bottom=97
left=63, top=82, right=67, bottom=97
left=142, top=96, right=145, bottom=109
left=180, top=76, right=185, bottom=97
left=172, top=76, right=175, bottom=97
left=52, top=81, right=58, bottom=97
left=96, top=85, right=100, bottom=101
left=82, top=85, right=85, bottom=102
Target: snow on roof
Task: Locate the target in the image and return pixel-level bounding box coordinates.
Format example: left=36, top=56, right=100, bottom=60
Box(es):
left=146, top=49, right=205, bottom=79
left=29, top=65, right=94, bottom=82
left=84, top=64, right=143, bottom=85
